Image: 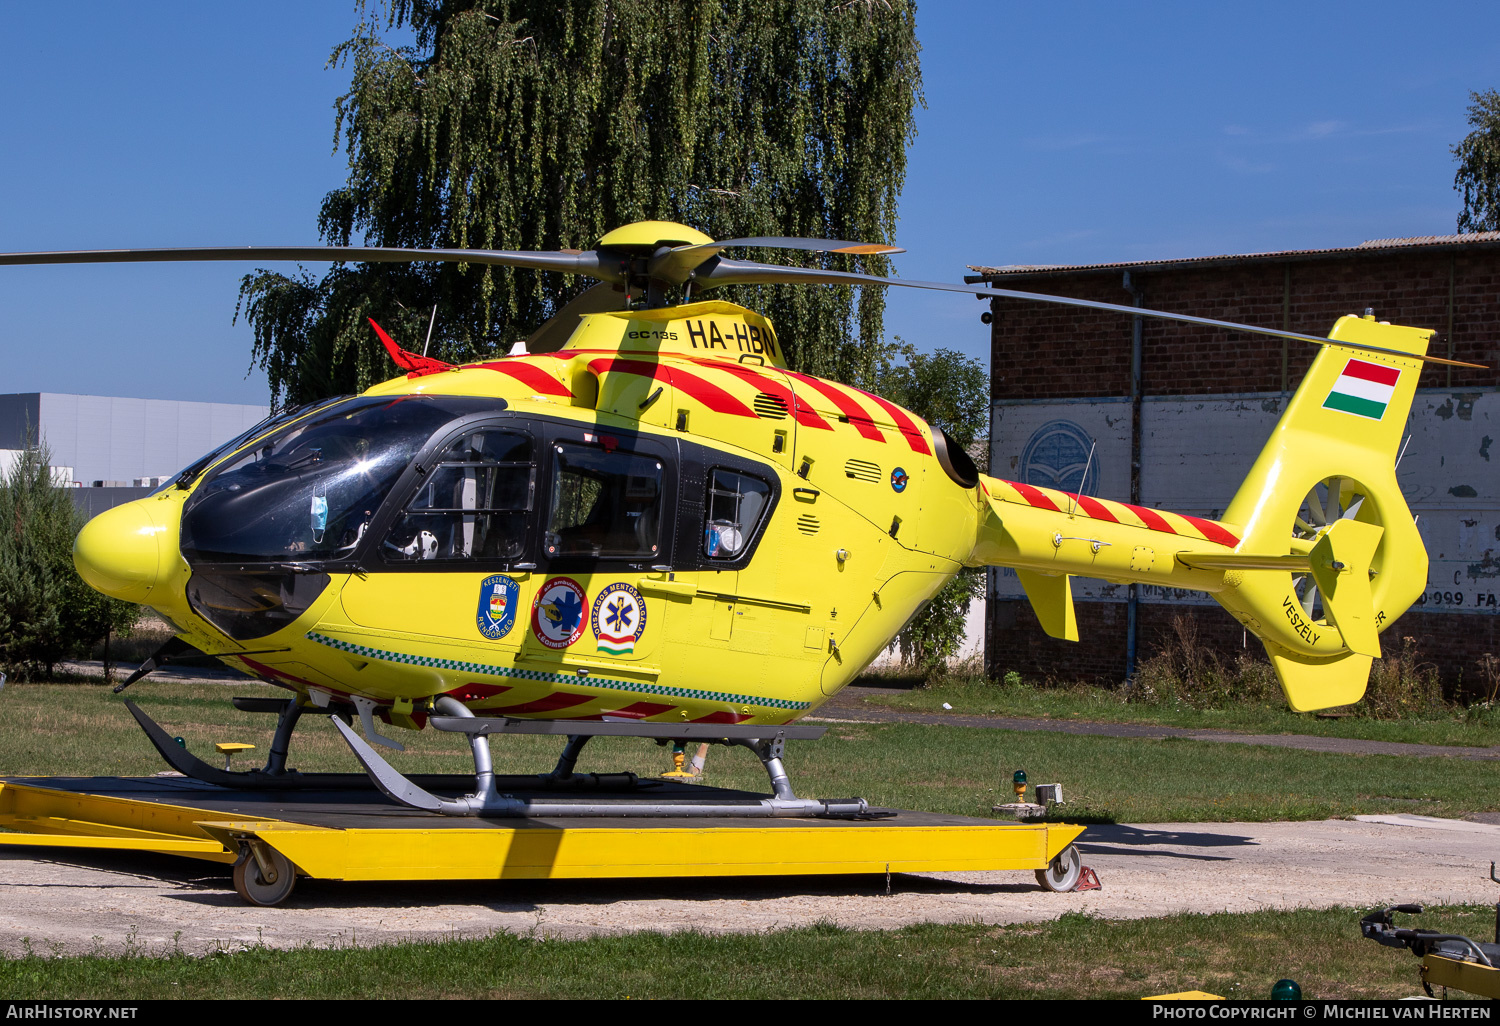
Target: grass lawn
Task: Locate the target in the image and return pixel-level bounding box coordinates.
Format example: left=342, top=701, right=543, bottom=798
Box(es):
left=855, top=675, right=1500, bottom=748
left=3, top=681, right=1497, bottom=999
left=0, top=906, right=1487, bottom=1000
left=3, top=680, right=1500, bottom=822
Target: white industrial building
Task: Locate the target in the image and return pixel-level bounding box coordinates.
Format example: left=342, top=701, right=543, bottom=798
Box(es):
left=0, top=392, right=268, bottom=515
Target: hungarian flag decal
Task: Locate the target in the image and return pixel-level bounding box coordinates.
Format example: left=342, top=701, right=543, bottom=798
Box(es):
left=1323, top=359, right=1400, bottom=420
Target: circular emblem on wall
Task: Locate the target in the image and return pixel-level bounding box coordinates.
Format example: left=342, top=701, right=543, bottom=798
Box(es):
left=890, top=467, right=909, bottom=493
left=475, top=574, right=520, bottom=641
left=592, top=582, right=647, bottom=657
left=531, top=576, right=588, bottom=649
left=1019, top=420, right=1098, bottom=495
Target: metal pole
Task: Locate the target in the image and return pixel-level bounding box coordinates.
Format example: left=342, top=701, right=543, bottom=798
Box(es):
left=1123, top=271, right=1145, bottom=681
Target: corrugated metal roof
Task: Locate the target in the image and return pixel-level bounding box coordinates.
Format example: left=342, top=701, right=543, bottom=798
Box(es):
left=966, top=232, right=1500, bottom=279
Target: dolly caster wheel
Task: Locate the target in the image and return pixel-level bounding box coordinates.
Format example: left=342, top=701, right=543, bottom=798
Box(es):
left=1035, top=845, right=1082, bottom=892
left=233, top=845, right=298, bottom=907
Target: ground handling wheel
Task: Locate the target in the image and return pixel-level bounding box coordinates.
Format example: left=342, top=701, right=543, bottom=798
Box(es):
left=1035, top=845, right=1082, bottom=892
left=233, top=843, right=298, bottom=907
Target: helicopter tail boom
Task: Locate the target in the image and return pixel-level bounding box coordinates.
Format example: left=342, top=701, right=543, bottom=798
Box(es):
left=973, top=314, right=1432, bottom=712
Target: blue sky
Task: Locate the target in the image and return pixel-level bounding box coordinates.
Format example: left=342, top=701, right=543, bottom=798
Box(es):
left=1, top=2, right=1495, bottom=405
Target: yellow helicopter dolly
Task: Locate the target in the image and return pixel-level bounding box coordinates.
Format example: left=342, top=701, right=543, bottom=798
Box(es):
left=0, top=221, right=1483, bottom=820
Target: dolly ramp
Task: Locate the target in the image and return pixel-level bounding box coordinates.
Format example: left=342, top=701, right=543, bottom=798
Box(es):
left=0, top=777, right=1082, bottom=886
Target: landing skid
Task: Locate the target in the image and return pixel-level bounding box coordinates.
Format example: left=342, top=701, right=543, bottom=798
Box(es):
left=332, top=698, right=878, bottom=819
left=122, top=698, right=652, bottom=793
left=125, top=692, right=865, bottom=817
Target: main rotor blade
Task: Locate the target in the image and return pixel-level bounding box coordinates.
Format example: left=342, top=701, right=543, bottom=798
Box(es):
left=696, top=258, right=1490, bottom=369
left=649, top=236, right=903, bottom=284
left=0, top=245, right=615, bottom=279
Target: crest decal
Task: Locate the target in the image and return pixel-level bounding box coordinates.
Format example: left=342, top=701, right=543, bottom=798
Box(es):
left=476, top=574, right=520, bottom=640
left=531, top=577, right=588, bottom=649
left=592, top=582, right=647, bottom=656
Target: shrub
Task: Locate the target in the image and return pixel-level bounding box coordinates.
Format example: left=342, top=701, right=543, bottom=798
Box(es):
left=897, top=568, right=985, bottom=682
left=1128, top=613, right=1280, bottom=709
left=1357, top=636, right=1446, bottom=719
left=0, top=445, right=137, bottom=681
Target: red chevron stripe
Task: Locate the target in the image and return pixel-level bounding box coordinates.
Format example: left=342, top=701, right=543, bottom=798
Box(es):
left=442, top=683, right=514, bottom=703
left=587, top=357, right=665, bottom=388
left=854, top=387, right=932, bottom=455
left=474, top=359, right=574, bottom=397
left=604, top=701, right=677, bottom=719
left=1072, top=493, right=1119, bottom=523
left=1179, top=514, right=1241, bottom=547
left=663, top=366, right=760, bottom=416
left=692, top=359, right=831, bottom=430
left=590, top=358, right=757, bottom=418
left=1125, top=503, right=1175, bottom=534
left=691, top=711, right=755, bottom=724
left=997, top=480, right=1235, bottom=547
left=1008, top=480, right=1060, bottom=511
left=486, top=691, right=594, bottom=715
left=784, top=370, right=885, bottom=442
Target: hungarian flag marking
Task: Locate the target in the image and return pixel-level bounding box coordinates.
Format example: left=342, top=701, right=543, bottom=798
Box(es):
left=1323, top=359, right=1400, bottom=420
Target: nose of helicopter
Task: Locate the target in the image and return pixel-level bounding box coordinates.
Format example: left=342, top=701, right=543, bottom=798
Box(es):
left=73, top=500, right=171, bottom=603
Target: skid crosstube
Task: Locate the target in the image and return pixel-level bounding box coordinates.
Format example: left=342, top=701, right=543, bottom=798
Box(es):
left=0, top=777, right=1085, bottom=884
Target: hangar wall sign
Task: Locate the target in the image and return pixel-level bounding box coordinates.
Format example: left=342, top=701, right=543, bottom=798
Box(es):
left=989, top=388, right=1500, bottom=614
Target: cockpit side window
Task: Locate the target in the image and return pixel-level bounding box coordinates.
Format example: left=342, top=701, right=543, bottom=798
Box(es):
left=544, top=444, right=664, bottom=561
left=703, top=469, right=771, bottom=559
left=383, top=428, right=535, bottom=563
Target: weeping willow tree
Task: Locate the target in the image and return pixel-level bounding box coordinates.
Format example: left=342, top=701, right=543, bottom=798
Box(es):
left=240, top=0, right=922, bottom=408
left=1455, top=89, right=1500, bottom=233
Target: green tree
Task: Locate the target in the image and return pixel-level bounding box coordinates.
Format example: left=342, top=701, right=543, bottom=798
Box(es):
left=874, top=342, right=989, bottom=676
left=1454, top=89, right=1500, bottom=233
left=0, top=446, right=138, bottom=682
left=240, top=0, right=923, bottom=409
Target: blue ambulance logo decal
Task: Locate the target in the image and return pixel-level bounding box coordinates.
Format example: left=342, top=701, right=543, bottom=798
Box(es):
left=890, top=467, right=909, bottom=493
left=592, top=582, right=647, bottom=657
left=476, top=575, right=519, bottom=640
left=532, top=576, right=588, bottom=649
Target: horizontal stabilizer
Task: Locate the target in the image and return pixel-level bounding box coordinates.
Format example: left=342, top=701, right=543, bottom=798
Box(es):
left=1015, top=570, right=1078, bottom=642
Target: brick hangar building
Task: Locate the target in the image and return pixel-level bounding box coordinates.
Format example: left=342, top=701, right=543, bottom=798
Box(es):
left=969, top=232, right=1500, bottom=691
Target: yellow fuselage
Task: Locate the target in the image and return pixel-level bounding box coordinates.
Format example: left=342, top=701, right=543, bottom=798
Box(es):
left=75, top=305, right=1429, bottom=725
left=78, top=302, right=988, bottom=727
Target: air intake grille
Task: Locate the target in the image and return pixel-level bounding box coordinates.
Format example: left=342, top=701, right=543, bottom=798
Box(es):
left=796, top=515, right=820, bottom=535
left=753, top=393, right=790, bottom=419
left=844, top=458, right=881, bottom=483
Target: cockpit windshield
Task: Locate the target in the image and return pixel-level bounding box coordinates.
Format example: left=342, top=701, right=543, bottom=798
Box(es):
left=163, top=394, right=352, bottom=493
left=179, top=396, right=489, bottom=564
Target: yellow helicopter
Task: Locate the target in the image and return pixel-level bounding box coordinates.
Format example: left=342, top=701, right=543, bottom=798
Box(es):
left=0, top=220, right=1478, bottom=821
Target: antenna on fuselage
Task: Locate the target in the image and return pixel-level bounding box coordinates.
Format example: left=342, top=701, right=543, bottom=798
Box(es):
left=1068, top=440, right=1097, bottom=518
left=423, top=304, right=438, bottom=357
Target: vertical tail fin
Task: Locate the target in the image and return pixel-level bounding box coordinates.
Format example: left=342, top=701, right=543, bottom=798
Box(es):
left=1214, top=315, right=1432, bottom=710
